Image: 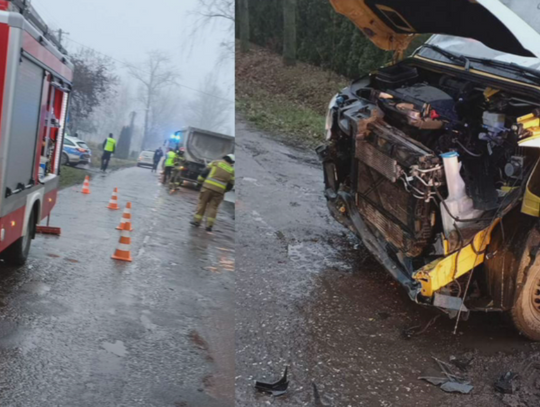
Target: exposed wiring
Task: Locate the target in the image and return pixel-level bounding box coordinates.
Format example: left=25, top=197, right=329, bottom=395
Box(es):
left=454, top=139, right=482, bottom=157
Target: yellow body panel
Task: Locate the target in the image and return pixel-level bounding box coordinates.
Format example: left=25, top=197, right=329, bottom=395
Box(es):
left=522, top=187, right=540, bottom=217
left=522, top=159, right=540, bottom=217
left=329, top=0, right=414, bottom=52
left=413, top=225, right=497, bottom=297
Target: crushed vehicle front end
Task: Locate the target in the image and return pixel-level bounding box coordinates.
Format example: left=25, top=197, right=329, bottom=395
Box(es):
left=319, top=0, right=540, bottom=339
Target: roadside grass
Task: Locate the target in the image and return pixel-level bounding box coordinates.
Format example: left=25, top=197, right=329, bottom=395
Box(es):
left=58, top=143, right=137, bottom=189
left=236, top=88, right=325, bottom=148
left=236, top=42, right=348, bottom=148
left=59, top=166, right=88, bottom=189
left=87, top=142, right=137, bottom=171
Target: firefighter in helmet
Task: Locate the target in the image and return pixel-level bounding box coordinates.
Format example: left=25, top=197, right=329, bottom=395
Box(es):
left=162, top=148, right=177, bottom=184
left=169, top=148, right=187, bottom=192
left=191, top=154, right=235, bottom=231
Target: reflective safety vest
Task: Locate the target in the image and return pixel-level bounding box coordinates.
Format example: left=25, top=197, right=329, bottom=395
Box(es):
left=201, top=160, right=235, bottom=194
left=165, top=151, right=177, bottom=167
left=104, top=137, right=117, bottom=152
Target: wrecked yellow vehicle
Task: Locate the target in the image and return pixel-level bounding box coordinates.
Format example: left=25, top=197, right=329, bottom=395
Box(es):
left=318, top=0, right=540, bottom=339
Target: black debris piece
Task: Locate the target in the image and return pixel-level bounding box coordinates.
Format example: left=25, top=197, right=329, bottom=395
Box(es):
left=255, top=367, right=289, bottom=397
left=495, top=371, right=519, bottom=395
left=450, top=355, right=475, bottom=372
left=312, top=382, right=326, bottom=406
left=419, top=357, right=473, bottom=394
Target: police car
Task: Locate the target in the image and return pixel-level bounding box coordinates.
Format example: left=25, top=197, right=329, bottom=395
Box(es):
left=61, top=135, right=92, bottom=166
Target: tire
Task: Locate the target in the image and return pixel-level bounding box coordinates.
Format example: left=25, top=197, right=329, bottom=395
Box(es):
left=512, top=229, right=540, bottom=340
left=3, top=209, right=35, bottom=266
left=61, top=153, right=69, bottom=166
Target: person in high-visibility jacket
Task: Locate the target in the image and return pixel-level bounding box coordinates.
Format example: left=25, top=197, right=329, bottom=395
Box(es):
left=191, top=154, right=235, bottom=231
left=169, top=149, right=187, bottom=192
left=162, top=148, right=177, bottom=184
left=101, top=133, right=117, bottom=172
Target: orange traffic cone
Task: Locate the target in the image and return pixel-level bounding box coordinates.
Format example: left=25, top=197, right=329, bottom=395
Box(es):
left=82, top=176, right=91, bottom=194
left=107, top=187, right=119, bottom=210
left=111, top=223, right=132, bottom=262
left=116, top=202, right=133, bottom=231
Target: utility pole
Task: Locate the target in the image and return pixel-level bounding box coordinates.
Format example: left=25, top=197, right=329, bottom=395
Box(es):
left=57, top=28, right=69, bottom=47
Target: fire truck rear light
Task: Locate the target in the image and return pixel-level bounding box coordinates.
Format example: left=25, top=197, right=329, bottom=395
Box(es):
left=48, top=198, right=52, bottom=203
left=11, top=221, right=15, bottom=227
left=0, top=228, right=4, bottom=242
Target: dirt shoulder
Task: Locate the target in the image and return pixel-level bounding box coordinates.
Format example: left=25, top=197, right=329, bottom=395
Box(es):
left=236, top=42, right=348, bottom=149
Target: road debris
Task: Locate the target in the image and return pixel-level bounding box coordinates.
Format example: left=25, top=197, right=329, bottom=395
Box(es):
left=312, top=382, right=327, bottom=406
left=419, top=357, right=473, bottom=394
left=450, top=354, right=475, bottom=372
left=403, top=314, right=440, bottom=339
left=254, top=366, right=289, bottom=397
left=495, top=372, right=519, bottom=395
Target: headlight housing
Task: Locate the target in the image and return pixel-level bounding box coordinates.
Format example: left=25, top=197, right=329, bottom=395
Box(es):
left=325, top=94, right=338, bottom=140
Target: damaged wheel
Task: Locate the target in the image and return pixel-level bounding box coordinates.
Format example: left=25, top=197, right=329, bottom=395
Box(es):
left=512, top=230, right=540, bottom=341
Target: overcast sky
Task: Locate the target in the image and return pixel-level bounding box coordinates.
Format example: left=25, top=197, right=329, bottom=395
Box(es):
left=29, top=0, right=234, bottom=133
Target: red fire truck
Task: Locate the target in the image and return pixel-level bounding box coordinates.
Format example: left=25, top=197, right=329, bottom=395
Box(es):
left=0, top=0, right=73, bottom=265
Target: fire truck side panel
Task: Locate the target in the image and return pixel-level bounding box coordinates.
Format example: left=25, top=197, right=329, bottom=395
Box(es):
left=5, top=56, right=44, bottom=196
left=41, top=189, right=57, bottom=220
left=0, top=11, right=72, bottom=253
left=22, top=31, right=72, bottom=82
left=0, top=205, right=24, bottom=251
left=0, top=22, right=24, bottom=216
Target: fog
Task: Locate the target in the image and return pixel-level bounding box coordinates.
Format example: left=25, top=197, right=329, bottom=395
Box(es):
left=29, top=0, right=234, bottom=150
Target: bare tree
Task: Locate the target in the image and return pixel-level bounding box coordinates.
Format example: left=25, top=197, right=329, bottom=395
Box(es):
left=79, top=81, right=134, bottom=146
left=69, top=48, right=117, bottom=133
left=184, top=73, right=232, bottom=134
left=149, top=88, right=183, bottom=147
left=198, top=0, right=234, bottom=21
left=128, top=51, right=179, bottom=149
left=191, top=0, right=235, bottom=59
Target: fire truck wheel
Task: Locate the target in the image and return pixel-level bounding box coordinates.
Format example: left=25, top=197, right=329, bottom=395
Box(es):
left=3, top=210, right=35, bottom=266
left=512, top=252, right=540, bottom=341
left=61, top=153, right=69, bottom=166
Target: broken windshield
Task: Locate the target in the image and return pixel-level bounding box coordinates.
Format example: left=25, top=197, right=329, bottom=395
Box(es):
left=417, top=35, right=540, bottom=78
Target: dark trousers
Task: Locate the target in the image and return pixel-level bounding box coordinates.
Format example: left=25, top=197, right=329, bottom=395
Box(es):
left=163, top=166, right=173, bottom=183
left=101, top=151, right=112, bottom=171
left=152, top=161, right=160, bottom=172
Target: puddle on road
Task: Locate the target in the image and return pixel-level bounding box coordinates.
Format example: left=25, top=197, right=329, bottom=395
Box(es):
left=242, top=177, right=261, bottom=186
left=102, top=340, right=127, bottom=357
left=21, top=281, right=51, bottom=296
left=287, top=241, right=352, bottom=272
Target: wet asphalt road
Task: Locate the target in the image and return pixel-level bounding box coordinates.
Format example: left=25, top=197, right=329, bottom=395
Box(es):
left=0, top=167, right=234, bottom=407
left=235, top=116, right=540, bottom=407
